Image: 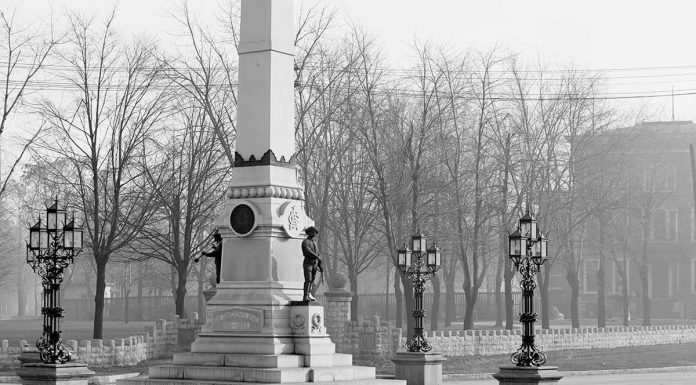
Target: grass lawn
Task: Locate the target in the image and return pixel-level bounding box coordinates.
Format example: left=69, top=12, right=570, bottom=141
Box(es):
left=441, top=342, right=696, bottom=375
left=0, top=317, right=153, bottom=346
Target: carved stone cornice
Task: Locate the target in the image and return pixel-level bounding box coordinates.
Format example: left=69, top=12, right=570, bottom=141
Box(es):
left=234, top=150, right=296, bottom=168
left=227, top=185, right=304, bottom=200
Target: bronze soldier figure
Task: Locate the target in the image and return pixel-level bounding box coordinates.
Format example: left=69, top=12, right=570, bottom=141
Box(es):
left=195, top=230, right=223, bottom=284
left=301, top=226, right=322, bottom=301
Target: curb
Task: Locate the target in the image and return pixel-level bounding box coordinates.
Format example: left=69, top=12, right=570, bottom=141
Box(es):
left=443, top=365, right=696, bottom=381
left=0, top=373, right=140, bottom=385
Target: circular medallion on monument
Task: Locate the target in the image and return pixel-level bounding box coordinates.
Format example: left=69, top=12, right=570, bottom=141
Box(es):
left=279, top=201, right=310, bottom=238
left=230, top=203, right=256, bottom=236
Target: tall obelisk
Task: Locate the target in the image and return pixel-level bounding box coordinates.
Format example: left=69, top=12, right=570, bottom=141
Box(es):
left=118, top=3, right=403, bottom=384
left=193, top=0, right=313, bottom=354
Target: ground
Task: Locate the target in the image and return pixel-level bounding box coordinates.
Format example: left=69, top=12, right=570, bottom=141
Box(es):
left=0, top=318, right=153, bottom=346
left=3, top=317, right=696, bottom=377
left=441, top=342, right=696, bottom=375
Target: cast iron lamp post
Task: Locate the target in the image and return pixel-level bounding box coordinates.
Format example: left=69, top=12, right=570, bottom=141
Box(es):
left=396, top=230, right=441, bottom=353
left=26, top=199, right=83, bottom=364
left=508, top=211, right=548, bottom=367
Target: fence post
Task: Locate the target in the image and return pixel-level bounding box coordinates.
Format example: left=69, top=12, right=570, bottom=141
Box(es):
left=324, top=274, right=353, bottom=353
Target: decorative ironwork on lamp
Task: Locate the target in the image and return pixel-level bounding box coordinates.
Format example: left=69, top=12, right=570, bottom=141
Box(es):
left=396, top=230, right=441, bottom=353
left=26, top=199, right=84, bottom=364
left=508, top=210, right=548, bottom=367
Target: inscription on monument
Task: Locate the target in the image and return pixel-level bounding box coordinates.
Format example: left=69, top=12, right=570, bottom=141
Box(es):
left=212, top=307, right=264, bottom=333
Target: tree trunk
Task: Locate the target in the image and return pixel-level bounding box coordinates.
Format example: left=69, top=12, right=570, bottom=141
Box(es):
left=504, top=256, right=515, bottom=330
left=430, top=274, right=441, bottom=331
left=567, top=269, right=580, bottom=329
left=198, top=258, right=207, bottom=321
left=462, top=289, right=478, bottom=329
left=395, top=268, right=403, bottom=328
left=444, top=270, right=455, bottom=327
left=17, top=263, right=26, bottom=316
left=350, top=274, right=359, bottom=322
left=540, top=266, right=551, bottom=329
left=597, top=215, right=607, bottom=328
left=641, top=211, right=651, bottom=326
left=124, top=294, right=130, bottom=324
left=175, top=267, right=188, bottom=318
left=640, top=263, right=651, bottom=326
left=597, top=261, right=606, bottom=328
left=622, top=268, right=630, bottom=326
left=495, top=232, right=505, bottom=327
left=137, top=274, right=144, bottom=321
left=93, top=258, right=108, bottom=339
left=385, top=259, right=390, bottom=321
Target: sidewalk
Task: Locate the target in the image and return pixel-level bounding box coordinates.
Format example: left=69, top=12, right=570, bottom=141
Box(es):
left=445, top=366, right=696, bottom=384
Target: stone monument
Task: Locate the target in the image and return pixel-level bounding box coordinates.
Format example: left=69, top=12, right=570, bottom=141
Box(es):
left=118, top=1, right=404, bottom=384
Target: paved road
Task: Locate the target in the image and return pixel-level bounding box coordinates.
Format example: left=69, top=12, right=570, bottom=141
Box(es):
left=447, top=371, right=696, bottom=385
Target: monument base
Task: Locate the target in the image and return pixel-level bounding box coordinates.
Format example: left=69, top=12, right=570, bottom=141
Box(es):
left=492, top=366, right=563, bottom=385
left=119, top=303, right=404, bottom=385
left=16, top=363, right=95, bottom=385
left=392, top=351, right=446, bottom=385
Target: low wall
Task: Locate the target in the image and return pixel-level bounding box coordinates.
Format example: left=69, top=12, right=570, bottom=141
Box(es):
left=423, top=324, right=696, bottom=356
left=0, top=314, right=204, bottom=370
left=342, top=319, right=696, bottom=360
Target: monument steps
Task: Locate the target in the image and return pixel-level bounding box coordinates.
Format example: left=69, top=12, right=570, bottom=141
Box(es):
left=148, top=364, right=376, bottom=383
left=121, top=376, right=404, bottom=385
left=172, top=352, right=353, bottom=369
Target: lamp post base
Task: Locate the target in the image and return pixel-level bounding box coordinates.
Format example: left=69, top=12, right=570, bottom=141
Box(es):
left=492, top=365, right=563, bottom=385
left=16, top=363, right=95, bottom=385
left=392, top=351, right=446, bottom=385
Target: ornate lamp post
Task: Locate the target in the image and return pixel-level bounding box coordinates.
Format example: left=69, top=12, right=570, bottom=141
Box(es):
left=396, top=230, right=441, bottom=352
left=26, top=199, right=83, bottom=364
left=508, top=211, right=548, bottom=367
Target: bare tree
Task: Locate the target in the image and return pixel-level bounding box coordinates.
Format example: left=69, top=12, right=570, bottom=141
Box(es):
left=346, top=28, right=414, bottom=330
left=327, top=141, right=383, bottom=320
left=165, top=1, right=239, bottom=167
left=135, top=102, right=229, bottom=317
left=0, top=8, right=61, bottom=197
left=35, top=10, right=166, bottom=338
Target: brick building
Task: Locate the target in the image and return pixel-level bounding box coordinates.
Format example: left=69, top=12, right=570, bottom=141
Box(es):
left=579, top=121, right=696, bottom=319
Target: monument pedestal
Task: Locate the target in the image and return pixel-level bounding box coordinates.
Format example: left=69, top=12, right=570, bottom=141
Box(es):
left=119, top=303, right=403, bottom=385
left=492, top=366, right=563, bottom=385
left=16, top=363, right=95, bottom=385
left=392, top=352, right=446, bottom=385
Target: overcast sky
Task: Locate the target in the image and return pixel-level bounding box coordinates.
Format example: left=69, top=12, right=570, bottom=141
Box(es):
left=9, top=0, right=696, bottom=121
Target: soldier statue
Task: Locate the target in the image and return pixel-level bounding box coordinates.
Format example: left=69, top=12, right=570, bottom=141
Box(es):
left=301, top=226, right=323, bottom=301
left=194, top=230, right=223, bottom=284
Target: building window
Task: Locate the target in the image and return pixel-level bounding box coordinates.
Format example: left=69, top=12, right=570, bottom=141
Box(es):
left=643, top=163, right=677, bottom=193
left=668, top=262, right=680, bottom=298
left=583, top=260, right=600, bottom=294
left=651, top=208, right=678, bottom=241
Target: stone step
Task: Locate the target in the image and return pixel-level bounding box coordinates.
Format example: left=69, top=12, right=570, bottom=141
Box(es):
left=172, top=352, right=353, bottom=369
left=173, top=353, right=304, bottom=368
left=148, top=365, right=375, bottom=384
left=150, top=365, right=310, bottom=383
left=303, top=353, right=352, bottom=367
left=310, top=366, right=375, bottom=382
left=119, top=376, right=405, bottom=385
left=172, top=353, right=353, bottom=368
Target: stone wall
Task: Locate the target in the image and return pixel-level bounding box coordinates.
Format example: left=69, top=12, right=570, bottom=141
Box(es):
left=424, top=324, right=696, bottom=357
left=341, top=321, right=696, bottom=359
left=324, top=288, right=352, bottom=352
left=0, top=314, right=204, bottom=370
left=341, top=316, right=402, bottom=368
